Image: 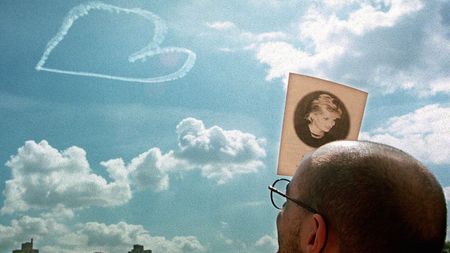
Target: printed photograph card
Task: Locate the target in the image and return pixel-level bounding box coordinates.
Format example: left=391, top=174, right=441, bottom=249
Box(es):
left=278, top=73, right=368, bottom=176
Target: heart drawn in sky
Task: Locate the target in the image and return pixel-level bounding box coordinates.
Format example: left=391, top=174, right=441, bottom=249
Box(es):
left=35, top=1, right=196, bottom=83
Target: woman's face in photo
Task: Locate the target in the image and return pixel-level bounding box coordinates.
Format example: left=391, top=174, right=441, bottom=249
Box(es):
left=310, top=109, right=339, bottom=134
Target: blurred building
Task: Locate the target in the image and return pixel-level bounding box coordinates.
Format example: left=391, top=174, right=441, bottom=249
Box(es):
left=128, top=244, right=152, bottom=253
left=12, top=239, right=38, bottom=253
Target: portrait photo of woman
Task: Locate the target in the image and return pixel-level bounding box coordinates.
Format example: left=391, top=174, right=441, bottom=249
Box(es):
left=294, top=91, right=350, bottom=148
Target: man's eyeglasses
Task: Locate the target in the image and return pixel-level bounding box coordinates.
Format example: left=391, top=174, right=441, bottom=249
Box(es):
left=269, top=178, right=328, bottom=253
left=268, top=178, right=319, bottom=214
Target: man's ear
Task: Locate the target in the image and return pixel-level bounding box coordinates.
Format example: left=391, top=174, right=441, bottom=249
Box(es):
left=304, top=214, right=327, bottom=253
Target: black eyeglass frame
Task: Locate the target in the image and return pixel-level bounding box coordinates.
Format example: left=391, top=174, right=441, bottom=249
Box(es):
left=269, top=178, right=328, bottom=253
left=268, top=178, right=319, bottom=214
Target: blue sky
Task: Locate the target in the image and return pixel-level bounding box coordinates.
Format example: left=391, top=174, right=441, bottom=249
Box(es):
left=0, top=0, right=449, bottom=252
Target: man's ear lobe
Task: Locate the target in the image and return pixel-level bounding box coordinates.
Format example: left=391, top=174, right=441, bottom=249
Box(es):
left=305, top=214, right=327, bottom=253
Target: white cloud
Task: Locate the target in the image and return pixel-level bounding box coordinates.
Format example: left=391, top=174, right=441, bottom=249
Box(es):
left=361, top=104, right=450, bottom=165
left=175, top=117, right=264, bottom=164
left=256, top=41, right=340, bottom=85
left=206, top=21, right=236, bottom=30
left=256, top=42, right=309, bottom=80
left=0, top=216, right=67, bottom=251
left=2, top=140, right=132, bottom=214
left=230, top=233, right=277, bottom=253
left=61, top=221, right=206, bottom=253
left=173, top=117, right=266, bottom=184
left=40, top=204, right=75, bottom=221
left=299, top=0, right=424, bottom=50
left=252, top=0, right=450, bottom=96
left=100, top=148, right=172, bottom=192
left=255, top=0, right=426, bottom=85
left=428, top=77, right=450, bottom=96
left=1, top=219, right=205, bottom=253
left=2, top=118, right=265, bottom=214
left=342, top=0, right=423, bottom=34
left=255, top=234, right=277, bottom=249
left=127, top=148, right=172, bottom=191
left=102, top=117, right=266, bottom=187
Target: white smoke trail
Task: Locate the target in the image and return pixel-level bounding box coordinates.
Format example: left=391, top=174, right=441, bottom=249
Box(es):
left=35, top=1, right=196, bottom=83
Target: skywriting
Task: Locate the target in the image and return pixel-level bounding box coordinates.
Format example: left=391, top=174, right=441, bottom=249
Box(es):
left=35, top=2, right=196, bottom=83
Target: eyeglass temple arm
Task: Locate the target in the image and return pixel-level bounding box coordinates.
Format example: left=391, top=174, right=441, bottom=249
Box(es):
left=268, top=185, right=318, bottom=214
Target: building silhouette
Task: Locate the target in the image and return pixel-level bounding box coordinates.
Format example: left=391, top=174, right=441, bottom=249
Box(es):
left=12, top=240, right=155, bottom=253
left=12, top=239, right=38, bottom=253
left=128, top=244, right=152, bottom=253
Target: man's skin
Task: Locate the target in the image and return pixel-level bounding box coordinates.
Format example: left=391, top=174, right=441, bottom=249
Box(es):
left=276, top=154, right=332, bottom=253
left=275, top=141, right=447, bottom=253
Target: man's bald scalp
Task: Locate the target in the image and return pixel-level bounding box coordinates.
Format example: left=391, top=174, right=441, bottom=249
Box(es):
left=297, top=141, right=446, bottom=253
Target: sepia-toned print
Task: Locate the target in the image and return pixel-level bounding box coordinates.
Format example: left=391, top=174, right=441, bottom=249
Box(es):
left=278, top=73, right=368, bottom=176
left=294, top=91, right=350, bottom=148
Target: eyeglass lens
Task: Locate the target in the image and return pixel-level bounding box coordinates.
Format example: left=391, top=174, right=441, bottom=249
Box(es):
left=271, top=179, right=290, bottom=209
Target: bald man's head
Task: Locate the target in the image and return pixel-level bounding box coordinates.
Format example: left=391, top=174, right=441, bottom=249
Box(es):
left=293, top=141, right=447, bottom=253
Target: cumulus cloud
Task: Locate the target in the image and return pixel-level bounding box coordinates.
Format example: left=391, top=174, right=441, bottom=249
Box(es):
left=173, top=117, right=266, bottom=184
left=2, top=140, right=132, bottom=214
left=1, top=218, right=205, bottom=253
left=225, top=233, right=277, bottom=253
left=0, top=215, right=67, bottom=251
left=256, top=0, right=424, bottom=81
left=2, top=140, right=174, bottom=214
left=100, top=148, right=173, bottom=192
left=102, top=117, right=266, bottom=188
left=251, top=0, right=450, bottom=95
left=256, top=41, right=333, bottom=85
left=361, top=104, right=450, bottom=165
left=313, top=0, right=424, bottom=36
left=60, top=221, right=206, bottom=253
left=101, top=117, right=265, bottom=188
left=2, top=118, right=265, bottom=214
left=40, top=204, right=75, bottom=221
